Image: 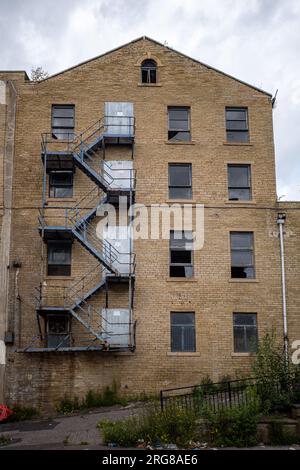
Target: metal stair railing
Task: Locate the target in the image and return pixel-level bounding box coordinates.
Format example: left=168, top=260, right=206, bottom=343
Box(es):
left=66, top=262, right=106, bottom=307
left=65, top=187, right=105, bottom=228
left=73, top=222, right=136, bottom=276
left=37, top=116, right=136, bottom=350
left=71, top=118, right=106, bottom=154
left=71, top=115, right=135, bottom=152
left=41, top=115, right=136, bottom=192
left=72, top=223, right=120, bottom=273
left=71, top=137, right=136, bottom=191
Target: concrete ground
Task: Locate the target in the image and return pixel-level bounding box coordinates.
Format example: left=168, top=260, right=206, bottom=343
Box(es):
left=0, top=403, right=143, bottom=450
left=0, top=403, right=300, bottom=451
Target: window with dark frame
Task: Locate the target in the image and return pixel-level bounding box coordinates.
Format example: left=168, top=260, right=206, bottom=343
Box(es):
left=171, top=312, right=196, bottom=352
left=226, top=107, right=249, bottom=143
left=49, top=171, right=73, bottom=198
left=47, top=241, right=72, bottom=276
left=230, top=232, right=255, bottom=279
left=46, top=315, right=70, bottom=349
left=141, top=59, right=157, bottom=84
left=228, top=164, right=251, bottom=201
left=233, top=313, right=258, bottom=353
left=169, top=163, right=192, bottom=199
left=168, top=107, right=191, bottom=142
left=51, top=105, right=75, bottom=140
left=170, top=230, right=193, bottom=278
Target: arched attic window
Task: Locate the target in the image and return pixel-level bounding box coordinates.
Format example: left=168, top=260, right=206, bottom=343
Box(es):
left=141, top=59, right=157, bottom=84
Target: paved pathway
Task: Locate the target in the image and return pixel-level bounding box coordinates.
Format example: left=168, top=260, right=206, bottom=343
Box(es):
left=1, top=404, right=300, bottom=451
left=0, top=403, right=142, bottom=450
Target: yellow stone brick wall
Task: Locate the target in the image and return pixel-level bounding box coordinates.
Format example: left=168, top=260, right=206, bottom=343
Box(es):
left=1, top=38, right=299, bottom=411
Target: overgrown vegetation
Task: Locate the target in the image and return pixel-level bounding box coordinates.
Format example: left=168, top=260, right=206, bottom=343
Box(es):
left=97, top=333, right=300, bottom=448
left=269, top=421, right=300, bottom=446
left=0, top=435, right=12, bottom=446
left=6, top=405, right=39, bottom=422
left=56, top=383, right=133, bottom=414
left=99, top=406, right=197, bottom=448
left=252, top=330, right=298, bottom=413
left=202, top=389, right=260, bottom=447
left=57, top=384, right=158, bottom=415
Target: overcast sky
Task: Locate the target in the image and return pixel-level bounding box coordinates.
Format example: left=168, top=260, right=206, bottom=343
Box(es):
left=1, top=0, right=299, bottom=200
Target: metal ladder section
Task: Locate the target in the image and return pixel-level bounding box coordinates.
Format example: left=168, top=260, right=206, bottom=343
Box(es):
left=38, top=116, right=136, bottom=350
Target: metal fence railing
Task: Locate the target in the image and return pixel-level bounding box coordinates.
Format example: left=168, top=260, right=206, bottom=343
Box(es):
left=160, top=376, right=299, bottom=413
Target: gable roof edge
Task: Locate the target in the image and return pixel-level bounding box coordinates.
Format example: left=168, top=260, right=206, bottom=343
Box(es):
left=37, top=35, right=273, bottom=97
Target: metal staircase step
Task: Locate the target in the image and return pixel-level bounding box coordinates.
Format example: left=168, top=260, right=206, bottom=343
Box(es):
left=72, top=153, right=108, bottom=190
left=74, top=207, right=97, bottom=228
left=71, top=279, right=106, bottom=310
left=72, top=229, right=119, bottom=275
left=84, top=135, right=104, bottom=154
left=69, top=307, right=104, bottom=342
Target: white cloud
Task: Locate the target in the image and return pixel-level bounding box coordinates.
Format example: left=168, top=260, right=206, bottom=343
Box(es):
left=0, top=0, right=299, bottom=199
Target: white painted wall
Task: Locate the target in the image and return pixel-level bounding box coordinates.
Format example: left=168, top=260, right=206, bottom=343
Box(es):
left=102, top=309, right=130, bottom=347
left=104, top=102, right=134, bottom=135
left=102, top=160, right=133, bottom=189
left=0, top=81, right=6, bottom=104
left=103, top=225, right=131, bottom=274
left=0, top=340, right=6, bottom=365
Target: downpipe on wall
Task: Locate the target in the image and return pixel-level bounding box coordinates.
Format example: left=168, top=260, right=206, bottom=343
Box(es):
left=277, top=213, right=289, bottom=368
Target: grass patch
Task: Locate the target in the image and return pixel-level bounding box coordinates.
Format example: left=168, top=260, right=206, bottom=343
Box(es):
left=269, top=421, right=300, bottom=445
left=0, top=435, right=12, bottom=446
left=98, top=405, right=197, bottom=448
left=57, top=384, right=128, bottom=415
left=63, top=435, right=70, bottom=446
left=6, top=405, right=39, bottom=422
left=202, top=389, right=260, bottom=447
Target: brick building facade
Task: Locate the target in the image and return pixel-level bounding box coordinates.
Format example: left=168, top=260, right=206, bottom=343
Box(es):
left=0, top=37, right=299, bottom=410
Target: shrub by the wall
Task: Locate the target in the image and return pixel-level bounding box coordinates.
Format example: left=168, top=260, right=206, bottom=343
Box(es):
left=99, top=406, right=197, bottom=448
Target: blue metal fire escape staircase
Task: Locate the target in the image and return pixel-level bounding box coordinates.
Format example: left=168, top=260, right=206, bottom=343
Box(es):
left=33, top=116, right=136, bottom=351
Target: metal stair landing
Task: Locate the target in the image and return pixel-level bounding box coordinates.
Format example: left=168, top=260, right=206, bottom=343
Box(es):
left=25, top=114, right=137, bottom=353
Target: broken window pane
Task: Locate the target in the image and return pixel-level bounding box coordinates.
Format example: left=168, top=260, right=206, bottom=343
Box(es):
left=168, top=107, right=191, bottom=142
left=230, top=232, right=255, bottom=279
left=170, top=250, right=192, bottom=264
left=170, top=230, right=193, bottom=278
left=52, top=105, right=75, bottom=141
left=49, top=171, right=73, bottom=198
left=47, top=315, right=70, bottom=348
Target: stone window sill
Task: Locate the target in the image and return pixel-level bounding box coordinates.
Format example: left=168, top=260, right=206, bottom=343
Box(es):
left=167, top=352, right=200, bottom=357
left=46, top=198, right=76, bottom=203
left=138, top=83, right=162, bottom=87
left=225, top=200, right=256, bottom=205
left=167, top=278, right=197, bottom=282
left=223, top=142, right=253, bottom=147
left=165, top=141, right=196, bottom=145
left=229, top=279, right=259, bottom=283
left=166, top=199, right=196, bottom=204
left=44, top=276, right=74, bottom=281
left=231, top=352, right=256, bottom=357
